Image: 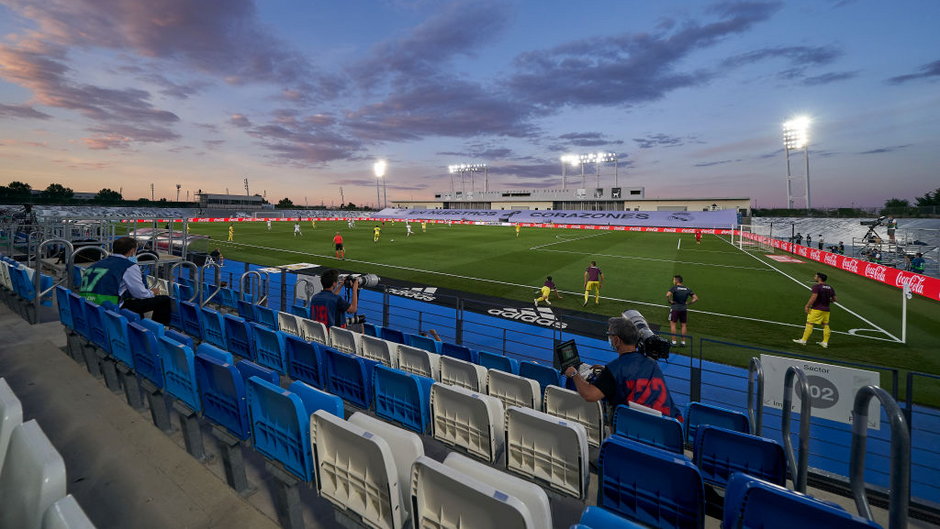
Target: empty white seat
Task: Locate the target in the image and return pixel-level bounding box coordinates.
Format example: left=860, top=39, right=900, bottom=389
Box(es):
left=504, top=406, right=589, bottom=498
left=0, top=420, right=67, bottom=529
left=277, top=312, right=301, bottom=337
left=0, top=378, right=24, bottom=476
left=397, top=345, right=440, bottom=380
left=443, top=452, right=551, bottom=529
left=299, top=317, right=329, bottom=345
left=543, top=385, right=605, bottom=447
left=430, top=383, right=503, bottom=463
left=311, top=410, right=413, bottom=529
left=348, top=412, right=424, bottom=519
left=439, top=356, right=487, bottom=393
left=329, top=326, right=360, bottom=355
left=411, top=455, right=539, bottom=529
left=41, top=495, right=96, bottom=529
left=487, top=369, right=541, bottom=410
left=360, top=335, right=399, bottom=368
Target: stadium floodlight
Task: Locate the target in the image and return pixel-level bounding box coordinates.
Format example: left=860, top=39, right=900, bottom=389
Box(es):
left=373, top=160, right=387, bottom=209
left=448, top=163, right=488, bottom=197
left=562, top=152, right=618, bottom=189
left=782, top=116, right=811, bottom=209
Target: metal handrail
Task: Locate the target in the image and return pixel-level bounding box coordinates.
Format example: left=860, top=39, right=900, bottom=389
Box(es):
left=199, top=262, right=222, bottom=307
left=240, top=270, right=262, bottom=303
left=66, top=245, right=110, bottom=290
left=782, top=365, right=811, bottom=493
left=850, top=385, right=910, bottom=529
left=169, top=261, right=200, bottom=303
left=747, top=356, right=764, bottom=435
left=33, top=239, right=74, bottom=318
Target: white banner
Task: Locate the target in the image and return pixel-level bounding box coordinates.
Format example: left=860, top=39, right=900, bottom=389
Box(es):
left=257, top=262, right=319, bottom=273
left=760, top=354, right=881, bottom=429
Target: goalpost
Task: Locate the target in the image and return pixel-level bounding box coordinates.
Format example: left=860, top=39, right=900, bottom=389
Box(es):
left=736, top=225, right=776, bottom=253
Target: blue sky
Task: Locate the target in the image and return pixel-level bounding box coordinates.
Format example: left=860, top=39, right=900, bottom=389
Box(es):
left=0, top=0, right=938, bottom=207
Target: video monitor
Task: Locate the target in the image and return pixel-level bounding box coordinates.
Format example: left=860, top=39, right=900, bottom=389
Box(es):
left=553, top=339, right=582, bottom=373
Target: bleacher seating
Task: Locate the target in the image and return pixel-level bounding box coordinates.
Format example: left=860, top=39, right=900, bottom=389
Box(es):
left=397, top=344, right=441, bottom=380
left=518, top=361, right=562, bottom=396
left=684, top=402, right=750, bottom=445
left=127, top=322, right=164, bottom=388
left=440, top=342, right=476, bottom=363
left=249, top=323, right=287, bottom=374
left=430, top=383, right=504, bottom=463
left=178, top=301, right=203, bottom=341
left=0, top=420, right=67, bottom=529
left=380, top=327, right=404, bottom=344
left=222, top=314, right=254, bottom=359
left=487, top=369, right=542, bottom=410
left=543, top=385, right=605, bottom=448
left=283, top=334, right=323, bottom=388
left=405, top=332, right=441, bottom=354
left=612, top=405, right=684, bottom=454
left=329, top=326, right=360, bottom=355
left=255, top=305, right=278, bottom=329
left=373, top=365, right=434, bottom=434
left=0, top=378, right=24, bottom=474
left=319, top=346, right=379, bottom=409
left=298, top=318, right=329, bottom=345
left=157, top=336, right=202, bottom=413
left=194, top=348, right=252, bottom=441
left=504, top=406, right=589, bottom=498
left=693, top=426, right=787, bottom=488
left=576, top=506, right=646, bottom=529
left=277, top=311, right=300, bottom=337
left=478, top=350, right=519, bottom=374
left=439, top=355, right=487, bottom=392
left=200, top=306, right=227, bottom=349
left=360, top=334, right=399, bottom=367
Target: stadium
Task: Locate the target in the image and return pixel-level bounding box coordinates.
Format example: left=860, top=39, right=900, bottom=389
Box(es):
left=2, top=2, right=940, bottom=529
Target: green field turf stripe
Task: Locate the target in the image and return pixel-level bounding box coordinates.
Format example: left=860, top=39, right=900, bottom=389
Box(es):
left=535, top=248, right=773, bottom=272
left=716, top=233, right=902, bottom=343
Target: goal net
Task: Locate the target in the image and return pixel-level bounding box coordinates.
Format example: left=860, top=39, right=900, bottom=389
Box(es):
left=738, top=225, right=776, bottom=253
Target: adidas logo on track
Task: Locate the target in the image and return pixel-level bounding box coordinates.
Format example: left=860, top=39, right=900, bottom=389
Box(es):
left=487, top=306, right=568, bottom=329
left=386, top=286, right=438, bottom=302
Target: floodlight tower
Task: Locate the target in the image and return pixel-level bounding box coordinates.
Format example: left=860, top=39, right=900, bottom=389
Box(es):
left=783, top=116, right=811, bottom=209
left=448, top=163, right=488, bottom=197
left=592, top=152, right=617, bottom=187
left=560, top=155, right=580, bottom=190
left=373, top=160, right=387, bottom=209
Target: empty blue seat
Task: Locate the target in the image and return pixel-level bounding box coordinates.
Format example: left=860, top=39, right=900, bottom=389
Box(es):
left=693, top=426, right=786, bottom=488
left=223, top=314, right=254, bottom=359
left=195, top=350, right=250, bottom=440
left=237, top=300, right=257, bottom=322
left=284, top=334, right=322, bottom=388
left=684, top=402, right=750, bottom=445
left=320, top=346, right=380, bottom=409
left=519, top=361, right=561, bottom=395
left=379, top=327, right=404, bottom=344
left=178, top=301, right=203, bottom=340
left=235, top=359, right=280, bottom=387
left=120, top=308, right=142, bottom=322
left=200, top=306, right=227, bottom=349
left=141, top=318, right=195, bottom=349
left=158, top=336, right=201, bottom=412
left=478, top=350, right=518, bottom=374
left=598, top=436, right=704, bottom=529
left=83, top=300, right=111, bottom=353
left=441, top=342, right=475, bottom=363
left=406, top=333, right=441, bottom=354
left=176, top=283, right=196, bottom=303
left=287, top=380, right=344, bottom=420
left=54, top=286, right=72, bottom=330
left=255, top=305, right=278, bottom=329
left=373, top=365, right=434, bottom=434
left=723, top=473, right=881, bottom=529
left=579, top=506, right=647, bottom=529
left=67, top=293, right=90, bottom=340
left=250, top=323, right=288, bottom=373
left=362, top=322, right=377, bottom=337
left=196, top=342, right=234, bottom=364
left=612, top=405, right=684, bottom=454
left=289, top=303, right=309, bottom=318
left=127, top=322, right=163, bottom=387
left=219, top=288, right=238, bottom=309
left=104, top=310, right=134, bottom=367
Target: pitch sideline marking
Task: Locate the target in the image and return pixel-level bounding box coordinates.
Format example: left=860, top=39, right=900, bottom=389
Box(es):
left=536, top=248, right=773, bottom=272
left=529, top=231, right=609, bottom=250
left=715, top=234, right=902, bottom=343
left=215, top=239, right=890, bottom=341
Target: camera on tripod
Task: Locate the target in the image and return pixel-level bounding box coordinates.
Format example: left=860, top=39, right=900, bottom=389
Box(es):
left=337, top=273, right=380, bottom=289
left=622, top=309, right=671, bottom=360
left=860, top=215, right=886, bottom=227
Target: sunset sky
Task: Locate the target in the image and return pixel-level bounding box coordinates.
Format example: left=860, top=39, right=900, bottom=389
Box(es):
left=1, top=0, right=938, bottom=208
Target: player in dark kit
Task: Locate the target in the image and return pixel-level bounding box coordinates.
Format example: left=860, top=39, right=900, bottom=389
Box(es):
left=793, top=272, right=837, bottom=348
left=666, top=275, right=698, bottom=346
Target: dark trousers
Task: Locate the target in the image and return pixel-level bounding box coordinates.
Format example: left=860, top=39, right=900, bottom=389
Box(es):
left=122, top=295, right=173, bottom=325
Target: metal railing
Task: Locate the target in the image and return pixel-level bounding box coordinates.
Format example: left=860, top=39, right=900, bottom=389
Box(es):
left=782, top=366, right=811, bottom=493
left=747, top=356, right=764, bottom=436
left=169, top=261, right=200, bottom=303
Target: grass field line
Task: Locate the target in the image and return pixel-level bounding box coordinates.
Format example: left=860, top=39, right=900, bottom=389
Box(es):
left=528, top=231, right=609, bottom=250
left=716, top=234, right=902, bottom=343
left=216, top=239, right=878, bottom=340
left=535, top=248, right=774, bottom=272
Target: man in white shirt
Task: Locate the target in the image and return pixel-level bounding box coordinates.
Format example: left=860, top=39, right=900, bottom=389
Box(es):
left=79, top=237, right=172, bottom=324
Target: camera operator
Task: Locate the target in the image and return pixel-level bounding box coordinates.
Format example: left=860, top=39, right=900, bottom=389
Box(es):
left=309, top=268, right=360, bottom=328
left=563, top=316, right=682, bottom=420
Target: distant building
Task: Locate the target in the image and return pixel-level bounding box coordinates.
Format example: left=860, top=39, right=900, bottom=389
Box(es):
left=196, top=193, right=266, bottom=210
left=392, top=187, right=751, bottom=215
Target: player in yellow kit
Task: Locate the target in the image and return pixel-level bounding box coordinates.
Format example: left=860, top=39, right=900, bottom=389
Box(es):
left=515, top=224, right=521, bottom=237
left=373, top=225, right=381, bottom=242
left=421, top=221, right=427, bottom=232
left=227, top=224, right=234, bottom=241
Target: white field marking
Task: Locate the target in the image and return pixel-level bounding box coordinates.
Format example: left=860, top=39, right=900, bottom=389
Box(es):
left=535, top=248, right=773, bottom=272
left=216, top=239, right=879, bottom=340
left=716, top=233, right=902, bottom=343
left=678, top=248, right=745, bottom=255
left=528, top=231, right=609, bottom=250
left=677, top=237, right=681, bottom=251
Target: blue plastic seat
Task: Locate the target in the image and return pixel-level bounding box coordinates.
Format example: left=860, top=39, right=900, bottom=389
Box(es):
left=723, top=473, right=881, bottom=529
left=289, top=303, right=309, bottom=318
left=373, top=365, right=434, bottom=434
left=612, top=405, right=684, bottom=454
left=223, top=314, right=254, bottom=359
left=286, top=380, right=344, bottom=420
left=67, top=293, right=90, bottom=339
left=693, top=426, right=786, bottom=488
left=379, top=327, right=404, bottom=344
left=598, top=436, right=704, bottom=529
left=237, top=300, right=257, bottom=323
left=83, top=300, right=111, bottom=353
left=200, top=306, right=227, bottom=349
left=255, top=306, right=278, bottom=329
left=578, top=506, right=648, bottom=529
left=284, top=334, right=322, bottom=388
left=54, top=286, right=72, bottom=330
left=219, top=288, right=238, bottom=309
left=319, top=346, right=380, bottom=409
left=406, top=333, right=441, bottom=354
left=178, top=301, right=203, bottom=340
left=196, top=342, right=234, bottom=364
left=141, top=318, right=194, bottom=349
left=250, top=323, right=288, bottom=373
left=157, top=336, right=201, bottom=412
left=120, top=308, right=142, bottom=323
left=478, top=350, right=518, bottom=374
left=235, top=360, right=279, bottom=387
left=684, top=402, right=750, bottom=445
left=195, top=350, right=250, bottom=440
left=362, top=322, right=377, bottom=337
left=103, top=310, right=134, bottom=367
left=127, top=322, right=163, bottom=387
left=440, top=342, right=475, bottom=363
left=519, top=361, right=562, bottom=395
left=176, top=283, right=195, bottom=303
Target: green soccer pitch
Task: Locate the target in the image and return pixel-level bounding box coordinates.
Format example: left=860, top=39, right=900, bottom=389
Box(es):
left=160, top=220, right=940, bottom=403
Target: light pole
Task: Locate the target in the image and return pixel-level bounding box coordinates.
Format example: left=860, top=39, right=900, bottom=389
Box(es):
left=783, top=116, right=811, bottom=209
left=373, top=160, right=387, bottom=209
left=562, top=152, right=617, bottom=189
left=176, top=184, right=181, bottom=202
left=448, top=163, right=487, bottom=198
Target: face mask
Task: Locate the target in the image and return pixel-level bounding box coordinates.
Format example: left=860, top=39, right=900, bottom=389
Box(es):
left=128, top=256, right=138, bottom=264
left=608, top=336, right=617, bottom=349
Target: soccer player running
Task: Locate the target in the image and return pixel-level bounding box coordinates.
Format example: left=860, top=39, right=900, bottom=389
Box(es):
left=515, top=223, right=521, bottom=237
left=406, top=222, right=414, bottom=237
left=266, top=219, right=272, bottom=231
left=793, top=272, right=836, bottom=348
left=333, top=232, right=345, bottom=259
left=373, top=225, right=381, bottom=243
left=293, top=222, right=303, bottom=237
left=583, top=261, right=604, bottom=306
left=534, top=275, right=562, bottom=306
left=695, top=229, right=702, bottom=244
left=666, top=275, right=698, bottom=346
left=421, top=221, right=427, bottom=232
left=227, top=224, right=234, bottom=241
